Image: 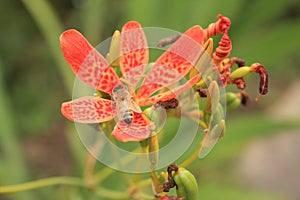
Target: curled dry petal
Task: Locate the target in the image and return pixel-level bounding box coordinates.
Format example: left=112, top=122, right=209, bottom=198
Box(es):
left=232, top=78, right=246, bottom=90
left=250, top=63, right=269, bottom=95
left=203, top=14, right=231, bottom=41
left=213, top=33, right=232, bottom=64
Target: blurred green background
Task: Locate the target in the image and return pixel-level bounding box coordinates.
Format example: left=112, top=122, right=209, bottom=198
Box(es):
left=1, top=0, right=300, bottom=199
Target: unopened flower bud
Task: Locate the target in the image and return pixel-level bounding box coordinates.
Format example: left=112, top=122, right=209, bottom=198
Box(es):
left=206, top=81, right=220, bottom=114
left=203, top=38, right=214, bottom=56
left=106, top=30, right=120, bottom=67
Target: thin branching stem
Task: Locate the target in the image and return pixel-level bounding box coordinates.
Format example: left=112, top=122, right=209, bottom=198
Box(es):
left=0, top=177, right=84, bottom=194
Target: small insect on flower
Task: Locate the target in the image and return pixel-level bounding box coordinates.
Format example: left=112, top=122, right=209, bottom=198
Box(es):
left=111, top=83, right=141, bottom=124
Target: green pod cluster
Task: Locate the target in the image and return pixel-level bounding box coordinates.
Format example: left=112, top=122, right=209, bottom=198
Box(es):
left=173, top=168, right=198, bottom=200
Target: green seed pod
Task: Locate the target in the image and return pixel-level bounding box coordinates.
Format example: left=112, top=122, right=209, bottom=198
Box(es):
left=230, top=66, right=251, bottom=80
left=173, top=167, right=199, bottom=200
left=226, top=92, right=237, bottom=104
left=226, top=96, right=241, bottom=111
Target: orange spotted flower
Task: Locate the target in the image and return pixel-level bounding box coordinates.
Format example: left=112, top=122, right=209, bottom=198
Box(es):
left=60, top=21, right=204, bottom=142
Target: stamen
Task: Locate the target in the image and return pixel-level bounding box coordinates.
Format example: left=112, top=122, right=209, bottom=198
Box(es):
left=119, top=78, right=134, bottom=87
left=157, top=34, right=181, bottom=48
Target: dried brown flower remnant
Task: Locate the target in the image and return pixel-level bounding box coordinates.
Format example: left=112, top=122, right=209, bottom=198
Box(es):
left=203, top=14, right=231, bottom=41
left=250, top=63, right=269, bottom=95
left=156, top=98, right=179, bottom=109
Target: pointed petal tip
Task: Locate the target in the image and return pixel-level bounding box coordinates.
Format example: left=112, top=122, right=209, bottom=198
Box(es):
left=184, top=25, right=204, bottom=45
left=59, top=29, right=81, bottom=42
left=122, top=21, right=142, bottom=31
left=112, top=130, right=148, bottom=142
left=61, top=101, right=74, bottom=121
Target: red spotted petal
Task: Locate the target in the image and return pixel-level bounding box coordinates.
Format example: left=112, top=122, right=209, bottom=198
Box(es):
left=138, top=74, right=201, bottom=106
left=112, top=112, right=153, bottom=142
left=120, top=21, right=149, bottom=87
left=60, top=29, right=119, bottom=94
left=137, top=26, right=204, bottom=98
left=61, top=96, right=114, bottom=123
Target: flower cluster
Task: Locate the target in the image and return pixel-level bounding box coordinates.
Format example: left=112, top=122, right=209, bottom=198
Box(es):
left=60, top=14, right=268, bottom=144
left=59, top=14, right=269, bottom=199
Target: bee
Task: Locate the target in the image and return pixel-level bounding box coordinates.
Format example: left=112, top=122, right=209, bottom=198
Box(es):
left=111, top=84, right=141, bottom=124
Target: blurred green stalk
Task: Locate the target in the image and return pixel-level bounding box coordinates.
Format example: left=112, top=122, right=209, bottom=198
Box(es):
left=21, top=0, right=85, bottom=172
left=21, top=0, right=73, bottom=92
left=0, top=59, right=33, bottom=200
left=0, top=176, right=84, bottom=193
left=81, top=0, right=105, bottom=44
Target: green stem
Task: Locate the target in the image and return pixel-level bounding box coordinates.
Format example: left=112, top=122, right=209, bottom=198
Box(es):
left=84, top=152, right=98, bottom=187
left=0, top=176, right=131, bottom=200
left=94, top=187, right=130, bottom=199
left=180, top=144, right=202, bottom=168
left=93, top=142, right=143, bottom=184
left=93, top=151, right=138, bottom=185
left=107, top=135, right=131, bottom=186
left=140, top=138, right=163, bottom=196
left=0, top=177, right=84, bottom=194
left=135, top=178, right=152, bottom=189
left=135, top=192, right=156, bottom=200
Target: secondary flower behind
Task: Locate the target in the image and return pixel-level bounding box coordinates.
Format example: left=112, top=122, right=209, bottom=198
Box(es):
left=60, top=21, right=204, bottom=142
